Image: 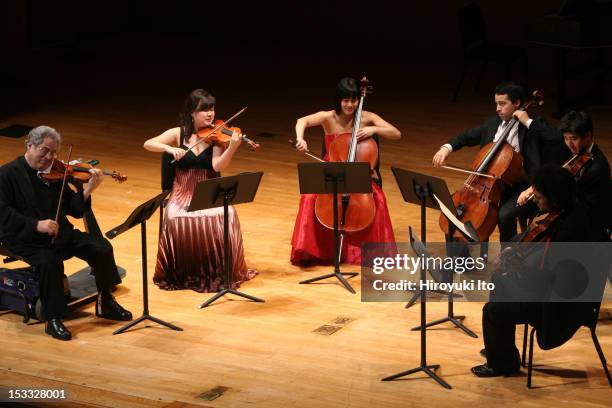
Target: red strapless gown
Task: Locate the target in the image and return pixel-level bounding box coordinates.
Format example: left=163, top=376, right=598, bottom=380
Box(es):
left=290, top=134, right=396, bottom=266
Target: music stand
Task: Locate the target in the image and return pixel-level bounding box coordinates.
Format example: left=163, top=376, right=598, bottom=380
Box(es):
left=392, top=167, right=478, bottom=338
left=106, top=190, right=183, bottom=335
left=383, top=167, right=477, bottom=388
left=296, top=162, right=372, bottom=294
left=189, top=172, right=265, bottom=308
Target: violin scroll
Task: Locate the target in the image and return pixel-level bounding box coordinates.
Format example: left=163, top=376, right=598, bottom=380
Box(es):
left=108, top=170, right=128, bottom=183
left=242, top=135, right=260, bottom=151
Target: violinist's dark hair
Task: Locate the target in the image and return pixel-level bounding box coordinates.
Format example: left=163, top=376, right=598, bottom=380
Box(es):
left=531, top=164, right=576, bottom=212
left=334, top=77, right=360, bottom=115
left=180, top=89, right=215, bottom=142
left=494, top=82, right=525, bottom=105
left=558, top=110, right=593, bottom=138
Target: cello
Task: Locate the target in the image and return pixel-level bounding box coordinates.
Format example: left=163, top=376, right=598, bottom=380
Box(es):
left=314, top=77, right=377, bottom=234
left=439, top=90, right=544, bottom=241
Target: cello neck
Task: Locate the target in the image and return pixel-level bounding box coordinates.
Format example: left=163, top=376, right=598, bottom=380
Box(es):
left=347, top=95, right=365, bottom=162
left=475, top=90, right=544, bottom=173
left=476, top=117, right=518, bottom=173
left=347, top=76, right=372, bottom=163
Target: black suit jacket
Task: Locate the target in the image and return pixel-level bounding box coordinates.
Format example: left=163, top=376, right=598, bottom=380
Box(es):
left=0, top=156, right=90, bottom=247
left=539, top=204, right=596, bottom=349
left=576, top=144, right=611, bottom=240
left=447, top=116, right=561, bottom=180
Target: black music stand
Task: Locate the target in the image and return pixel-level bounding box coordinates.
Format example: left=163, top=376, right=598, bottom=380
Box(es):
left=393, top=166, right=466, bottom=311
left=296, top=162, right=372, bottom=294
left=190, top=172, right=265, bottom=308
left=383, top=168, right=477, bottom=388
left=106, top=190, right=183, bottom=335
left=392, top=167, right=478, bottom=338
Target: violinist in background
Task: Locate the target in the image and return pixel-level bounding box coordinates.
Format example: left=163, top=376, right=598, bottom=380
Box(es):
left=472, top=164, right=592, bottom=377
left=0, top=126, right=132, bottom=341
left=143, top=89, right=256, bottom=292
left=432, top=82, right=562, bottom=243
left=291, top=77, right=401, bottom=266
left=518, top=111, right=610, bottom=241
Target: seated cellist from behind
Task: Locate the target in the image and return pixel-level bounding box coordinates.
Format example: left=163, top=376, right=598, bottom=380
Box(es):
left=472, top=164, right=594, bottom=377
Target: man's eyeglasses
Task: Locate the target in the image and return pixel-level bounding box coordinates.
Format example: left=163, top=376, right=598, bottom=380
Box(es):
left=35, top=146, right=58, bottom=157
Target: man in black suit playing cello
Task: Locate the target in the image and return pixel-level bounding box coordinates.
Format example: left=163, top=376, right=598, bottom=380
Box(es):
left=432, top=82, right=562, bottom=243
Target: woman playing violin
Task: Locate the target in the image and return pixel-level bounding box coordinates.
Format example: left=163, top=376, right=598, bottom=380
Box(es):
left=143, top=89, right=256, bottom=292
left=291, top=77, right=401, bottom=266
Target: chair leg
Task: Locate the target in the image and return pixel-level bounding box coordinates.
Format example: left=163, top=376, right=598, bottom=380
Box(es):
left=527, top=327, right=535, bottom=388
left=158, top=202, right=165, bottom=237
left=480, top=240, right=489, bottom=263
left=521, top=323, right=528, bottom=368
left=452, top=63, right=468, bottom=103
left=591, top=327, right=612, bottom=387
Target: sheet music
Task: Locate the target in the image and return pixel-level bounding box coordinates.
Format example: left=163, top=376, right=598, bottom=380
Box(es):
left=432, top=193, right=479, bottom=241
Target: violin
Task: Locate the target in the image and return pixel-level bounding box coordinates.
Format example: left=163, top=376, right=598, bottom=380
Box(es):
left=494, top=210, right=561, bottom=278
left=518, top=150, right=593, bottom=206
left=197, top=120, right=260, bottom=151
left=516, top=211, right=561, bottom=243
left=314, top=77, right=377, bottom=233
left=439, top=90, right=544, bottom=242
left=42, top=159, right=127, bottom=183
left=563, top=150, right=593, bottom=177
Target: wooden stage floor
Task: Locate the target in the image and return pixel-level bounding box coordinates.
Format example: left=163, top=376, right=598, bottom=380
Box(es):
left=0, top=52, right=611, bottom=407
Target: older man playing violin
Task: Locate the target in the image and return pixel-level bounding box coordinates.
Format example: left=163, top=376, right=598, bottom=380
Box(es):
left=0, top=126, right=132, bottom=341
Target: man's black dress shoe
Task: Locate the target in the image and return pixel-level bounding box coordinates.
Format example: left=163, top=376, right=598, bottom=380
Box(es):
left=479, top=348, right=487, bottom=358
left=471, top=364, right=520, bottom=377
left=96, top=294, right=133, bottom=321
left=45, top=319, right=72, bottom=341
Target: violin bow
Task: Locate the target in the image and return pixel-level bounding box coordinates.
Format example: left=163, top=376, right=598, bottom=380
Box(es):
left=170, top=106, right=248, bottom=164
left=51, top=144, right=73, bottom=245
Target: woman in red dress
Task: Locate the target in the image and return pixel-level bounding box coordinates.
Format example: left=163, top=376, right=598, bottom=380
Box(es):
left=291, top=77, right=401, bottom=266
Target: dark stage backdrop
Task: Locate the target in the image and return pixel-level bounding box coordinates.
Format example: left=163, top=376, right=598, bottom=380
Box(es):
left=3, top=1, right=567, bottom=57
left=1, top=0, right=611, bottom=118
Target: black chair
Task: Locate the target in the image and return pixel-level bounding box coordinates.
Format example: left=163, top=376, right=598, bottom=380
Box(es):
left=520, top=261, right=612, bottom=388
left=161, top=151, right=176, bottom=193
left=607, top=179, right=612, bottom=242
left=158, top=152, right=175, bottom=236
left=522, top=303, right=611, bottom=388
left=452, top=2, right=528, bottom=102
